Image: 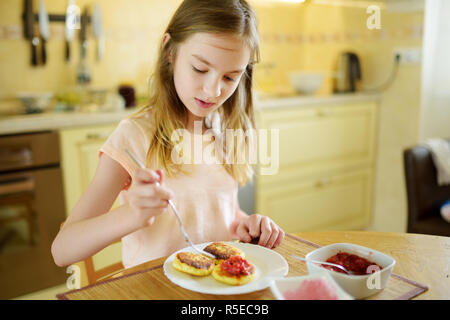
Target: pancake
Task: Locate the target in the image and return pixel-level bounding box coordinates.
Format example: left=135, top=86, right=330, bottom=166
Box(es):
left=211, top=256, right=256, bottom=286
left=172, top=252, right=214, bottom=276
left=204, top=242, right=245, bottom=264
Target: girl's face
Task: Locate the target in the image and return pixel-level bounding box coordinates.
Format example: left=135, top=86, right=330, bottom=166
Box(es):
left=172, top=32, right=251, bottom=125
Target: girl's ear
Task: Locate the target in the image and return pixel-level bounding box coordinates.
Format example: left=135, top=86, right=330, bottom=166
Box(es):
left=162, top=33, right=173, bottom=63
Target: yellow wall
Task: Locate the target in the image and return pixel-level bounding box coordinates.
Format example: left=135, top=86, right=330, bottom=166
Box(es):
left=0, top=0, right=181, bottom=113
left=0, top=1, right=424, bottom=232
left=0, top=1, right=422, bottom=105
left=251, top=2, right=423, bottom=96
left=250, top=2, right=423, bottom=232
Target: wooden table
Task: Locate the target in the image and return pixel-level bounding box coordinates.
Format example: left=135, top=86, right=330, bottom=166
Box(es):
left=57, top=231, right=450, bottom=300
left=295, top=231, right=449, bottom=300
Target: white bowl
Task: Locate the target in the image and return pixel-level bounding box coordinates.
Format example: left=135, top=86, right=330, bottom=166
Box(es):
left=289, top=72, right=324, bottom=94
left=17, top=92, right=54, bottom=113
left=305, top=243, right=396, bottom=299
left=269, top=272, right=353, bottom=300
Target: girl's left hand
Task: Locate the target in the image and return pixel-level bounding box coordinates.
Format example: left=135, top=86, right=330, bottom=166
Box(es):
left=235, top=214, right=285, bottom=249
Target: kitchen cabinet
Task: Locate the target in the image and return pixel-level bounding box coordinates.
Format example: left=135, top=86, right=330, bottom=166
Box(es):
left=255, top=101, right=378, bottom=233
left=59, top=124, right=119, bottom=215
left=59, top=123, right=122, bottom=287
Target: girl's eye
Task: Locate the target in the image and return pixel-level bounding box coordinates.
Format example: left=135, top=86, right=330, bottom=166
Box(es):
left=192, top=65, right=236, bottom=82
left=225, top=76, right=236, bottom=82
left=192, top=66, right=206, bottom=73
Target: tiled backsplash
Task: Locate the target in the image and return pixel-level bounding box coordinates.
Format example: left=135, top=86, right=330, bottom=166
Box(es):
left=0, top=22, right=424, bottom=42
left=260, top=25, right=423, bottom=45
left=0, top=1, right=424, bottom=107
left=251, top=3, right=424, bottom=94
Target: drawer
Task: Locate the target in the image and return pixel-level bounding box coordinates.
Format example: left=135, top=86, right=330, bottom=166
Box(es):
left=256, top=102, right=377, bottom=180
left=256, top=169, right=373, bottom=233
left=59, top=124, right=117, bottom=143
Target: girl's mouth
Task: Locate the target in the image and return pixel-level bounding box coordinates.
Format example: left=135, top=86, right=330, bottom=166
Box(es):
left=195, top=98, right=215, bottom=109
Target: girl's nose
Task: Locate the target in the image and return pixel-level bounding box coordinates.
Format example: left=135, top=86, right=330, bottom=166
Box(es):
left=203, top=76, right=221, bottom=99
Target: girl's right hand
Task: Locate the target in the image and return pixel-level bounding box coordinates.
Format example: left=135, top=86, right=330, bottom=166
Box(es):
left=127, top=168, right=174, bottom=227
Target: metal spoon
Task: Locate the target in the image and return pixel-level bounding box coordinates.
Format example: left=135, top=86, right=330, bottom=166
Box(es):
left=291, top=255, right=357, bottom=275
left=124, top=149, right=215, bottom=259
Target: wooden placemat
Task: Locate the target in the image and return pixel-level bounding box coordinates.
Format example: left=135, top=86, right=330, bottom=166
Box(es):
left=57, top=234, right=428, bottom=300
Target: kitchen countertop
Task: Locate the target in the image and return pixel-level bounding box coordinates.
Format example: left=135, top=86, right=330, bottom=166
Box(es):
left=254, top=92, right=381, bottom=109
left=0, top=93, right=381, bottom=135
left=0, top=108, right=138, bottom=135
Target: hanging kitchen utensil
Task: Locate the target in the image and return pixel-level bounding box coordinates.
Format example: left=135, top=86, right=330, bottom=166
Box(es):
left=79, top=7, right=88, bottom=60
left=76, top=6, right=91, bottom=84
left=92, top=2, right=105, bottom=62
left=39, top=0, right=50, bottom=65
left=64, top=0, right=77, bottom=62
left=24, top=0, right=38, bottom=66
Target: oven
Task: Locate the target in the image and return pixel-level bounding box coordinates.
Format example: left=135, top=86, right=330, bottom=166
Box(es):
left=0, top=131, right=67, bottom=299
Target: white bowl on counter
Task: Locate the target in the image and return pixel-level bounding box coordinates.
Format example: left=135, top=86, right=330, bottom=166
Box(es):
left=289, top=71, right=324, bottom=94
left=17, top=92, right=54, bottom=114
left=305, top=243, right=396, bottom=299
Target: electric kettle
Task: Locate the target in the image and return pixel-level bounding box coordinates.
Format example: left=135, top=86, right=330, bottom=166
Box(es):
left=334, top=52, right=362, bottom=93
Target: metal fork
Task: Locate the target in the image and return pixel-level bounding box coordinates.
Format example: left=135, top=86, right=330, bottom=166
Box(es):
left=291, top=255, right=356, bottom=275
left=124, top=149, right=215, bottom=259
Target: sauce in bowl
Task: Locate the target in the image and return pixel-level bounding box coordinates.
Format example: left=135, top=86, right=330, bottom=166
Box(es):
left=322, top=251, right=383, bottom=275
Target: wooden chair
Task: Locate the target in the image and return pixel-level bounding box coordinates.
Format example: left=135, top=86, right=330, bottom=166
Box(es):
left=59, top=222, right=124, bottom=285
left=403, top=142, right=450, bottom=237
left=84, top=244, right=124, bottom=285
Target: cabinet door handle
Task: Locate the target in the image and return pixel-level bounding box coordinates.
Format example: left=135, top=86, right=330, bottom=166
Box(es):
left=0, top=176, right=35, bottom=197
left=0, top=146, right=33, bottom=167
left=86, top=133, right=110, bottom=140
left=316, top=109, right=332, bottom=117
left=315, top=177, right=332, bottom=188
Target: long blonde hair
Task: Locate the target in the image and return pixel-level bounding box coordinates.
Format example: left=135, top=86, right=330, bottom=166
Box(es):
left=135, top=0, right=260, bottom=186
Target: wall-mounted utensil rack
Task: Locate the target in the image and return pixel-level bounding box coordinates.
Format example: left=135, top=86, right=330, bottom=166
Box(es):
left=22, top=0, right=92, bottom=67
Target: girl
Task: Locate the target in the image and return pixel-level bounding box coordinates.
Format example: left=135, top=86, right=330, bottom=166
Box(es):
left=52, top=0, right=285, bottom=269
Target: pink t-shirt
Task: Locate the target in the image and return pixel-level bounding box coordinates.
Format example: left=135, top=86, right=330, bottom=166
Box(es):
left=99, top=110, right=241, bottom=268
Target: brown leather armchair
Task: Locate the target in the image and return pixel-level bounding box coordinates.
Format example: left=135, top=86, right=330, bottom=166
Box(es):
left=403, top=143, right=450, bottom=237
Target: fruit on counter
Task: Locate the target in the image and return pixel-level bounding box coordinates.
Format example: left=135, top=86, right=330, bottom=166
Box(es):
left=56, top=92, right=81, bottom=106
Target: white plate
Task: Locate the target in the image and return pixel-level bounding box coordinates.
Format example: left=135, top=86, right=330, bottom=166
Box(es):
left=163, top=241, right=289, bottom=295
